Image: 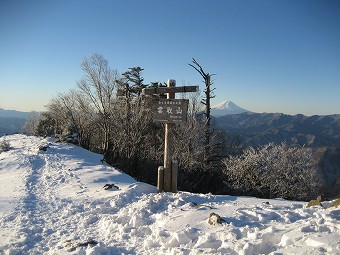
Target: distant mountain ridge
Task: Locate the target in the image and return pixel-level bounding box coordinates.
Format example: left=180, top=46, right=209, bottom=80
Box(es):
left=0, top=108, right=31, bottom=135
left=211, top=101, right=250, bottom=116
left=0, top=117, right=27, bottom=135
left=1, top=106, right=339, bottom=148
left=0, top=108, right=30, bottom=119
left=214, top=112, right=340, bottom=147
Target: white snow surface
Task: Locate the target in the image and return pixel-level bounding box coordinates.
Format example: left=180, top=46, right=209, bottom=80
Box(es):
left=211, top=101, right=249, bottom=116
left=1, top=134, right=340, bottom=255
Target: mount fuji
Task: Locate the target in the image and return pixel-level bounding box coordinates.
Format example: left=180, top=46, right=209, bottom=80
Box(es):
left=211, top=100, right=250, bottom=116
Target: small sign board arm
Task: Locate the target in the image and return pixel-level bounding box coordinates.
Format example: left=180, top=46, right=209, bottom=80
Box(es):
left=143, top=86, right=198, bottom=95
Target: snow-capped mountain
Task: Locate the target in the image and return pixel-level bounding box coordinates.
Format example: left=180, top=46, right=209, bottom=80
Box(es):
left=211, top=100, right=250, bottom=116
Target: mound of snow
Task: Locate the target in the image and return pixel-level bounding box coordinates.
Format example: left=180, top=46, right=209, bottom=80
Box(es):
left=1, top=134, right=340, bottom=254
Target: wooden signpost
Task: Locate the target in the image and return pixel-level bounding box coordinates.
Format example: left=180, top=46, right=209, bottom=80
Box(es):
left=144, top=80, right=198, bottom=193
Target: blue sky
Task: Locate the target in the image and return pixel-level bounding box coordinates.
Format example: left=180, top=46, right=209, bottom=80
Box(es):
left=0, top=0, right=339, bottom=115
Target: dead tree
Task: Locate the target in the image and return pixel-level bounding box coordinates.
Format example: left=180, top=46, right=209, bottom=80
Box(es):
left=189, top=58, right=215, bottom=170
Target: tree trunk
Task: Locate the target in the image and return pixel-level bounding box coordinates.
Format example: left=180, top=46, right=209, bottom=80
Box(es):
left=189, top=58, right=215, bottom=171
left=204, top=75, right=211, bottom=170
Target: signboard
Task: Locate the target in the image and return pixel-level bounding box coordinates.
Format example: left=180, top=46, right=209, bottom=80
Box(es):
left=152, top=99, right=189, bottom=123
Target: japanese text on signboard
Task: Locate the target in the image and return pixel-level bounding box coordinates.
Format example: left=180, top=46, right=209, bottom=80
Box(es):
left=152, top=99, right=189, bottom=123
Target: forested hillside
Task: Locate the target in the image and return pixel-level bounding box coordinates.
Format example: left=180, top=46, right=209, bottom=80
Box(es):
left=0, top=117, right=26, bottom=134
left=214, top=112, right=340, bottom=147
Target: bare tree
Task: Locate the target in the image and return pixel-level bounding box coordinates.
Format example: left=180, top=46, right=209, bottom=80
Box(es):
left=48, top=91, right=96, bottom=148
left=173, top=92, right=205, bottom=170
left=77, top=54, right=118, bottom=156
left=45, top=98, right=67, bottom=135
left=22, top=112, right=40, bottom=134
left=189, top=58, right=215, bottom=170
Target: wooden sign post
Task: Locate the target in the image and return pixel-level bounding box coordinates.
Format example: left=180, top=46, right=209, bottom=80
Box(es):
left=144, top=80, right=198, bottom=192
left=164, top=79, right=175, bottom=192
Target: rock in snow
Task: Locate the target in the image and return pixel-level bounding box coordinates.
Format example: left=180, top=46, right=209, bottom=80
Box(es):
left=1, top=134, right=340, bottom=254
left=208, top=212, right=227, bottom=225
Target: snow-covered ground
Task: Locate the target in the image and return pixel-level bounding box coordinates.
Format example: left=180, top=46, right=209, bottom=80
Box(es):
left=0, top=134, right=339, bottom=255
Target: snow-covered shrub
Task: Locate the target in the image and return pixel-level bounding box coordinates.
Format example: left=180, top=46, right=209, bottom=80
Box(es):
left=35, top=112, right=57, bottom=137
left=22, top=112, right=40, bottom=134
left=0, top=140, right=11, bottom=152
left=223, top=143, right=324, bottom=201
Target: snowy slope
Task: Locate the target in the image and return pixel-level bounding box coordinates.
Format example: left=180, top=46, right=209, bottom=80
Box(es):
left=1, top=135, right=340, bottom=255
left=211, top=101, right=250, bottom=116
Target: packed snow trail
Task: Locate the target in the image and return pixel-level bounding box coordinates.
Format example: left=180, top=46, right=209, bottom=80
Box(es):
left=1, top=134, right=340, bottom=254
left=0, top=135, right=139, bottom=254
